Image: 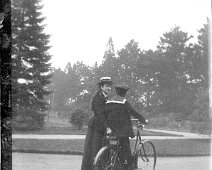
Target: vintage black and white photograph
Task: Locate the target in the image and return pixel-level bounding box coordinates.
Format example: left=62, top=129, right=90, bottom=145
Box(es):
left=1, top=0, right=211, bottom=169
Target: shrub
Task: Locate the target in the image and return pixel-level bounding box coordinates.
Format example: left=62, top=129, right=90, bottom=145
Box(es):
left=148, top=116, right=170, bottom=128
left=190, top=121, right=211, bottom=134
left=188, top=109, right=209, bottom=122
left=13, top=108, right=45, bottom=131
left=148, top=114, right=182, bottom=129
left=69, top=108, right=89, bottom=130
left=168, top=113, right=183, bottom=122
left=188, top=88, right=209, bottom=122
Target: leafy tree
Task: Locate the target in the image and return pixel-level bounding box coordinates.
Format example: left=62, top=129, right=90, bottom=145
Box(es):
left=66, top=61, right=94, bottom=103
left=48, top=61, right=96, bottom=117
left=11, top=0, right=52, bottom=125
left=188, top=88, right=209, bottom=122
left=191, top=22, right=209, bottom=88
left=155, top=26, right=196, bottom=116
left=187, top=21, right=210, bottom=122
left=116, top=40, right=147, bottom=107
left=69, top=108, right=89, bottom=130
left=187, top=21, right=209, bottom=121
left=50, top=68, right=70, bottom=112
left=117, top=40, right=141, bottom=82
left=52, top=62, right=94, bottom=116
left=135, top=50, right=161, bottom=113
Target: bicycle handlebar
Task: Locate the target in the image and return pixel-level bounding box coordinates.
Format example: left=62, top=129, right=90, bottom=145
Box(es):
left=105, top=120, right=147, bottom=140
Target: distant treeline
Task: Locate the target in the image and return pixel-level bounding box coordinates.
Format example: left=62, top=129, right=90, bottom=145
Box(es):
left=48, top=24, right=209, bottom=123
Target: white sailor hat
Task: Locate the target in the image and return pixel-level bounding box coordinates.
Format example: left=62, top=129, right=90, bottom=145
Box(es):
left=98, top=77, right=113, bottom=85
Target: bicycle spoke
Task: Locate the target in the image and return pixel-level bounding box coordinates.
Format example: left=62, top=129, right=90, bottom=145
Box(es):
left=137, top=141, right=157, bottom=170
left=94, top=145, right=119, bottom=170
left=94, top=124, right=157, bottom=170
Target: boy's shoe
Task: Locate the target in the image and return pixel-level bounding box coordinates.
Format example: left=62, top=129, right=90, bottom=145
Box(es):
left=123, top=159, right=136, bottom=170
left=122, top=160, right=129, bottom=170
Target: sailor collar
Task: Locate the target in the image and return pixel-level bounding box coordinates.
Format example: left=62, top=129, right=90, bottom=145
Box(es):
left=106, top=99, right=126, bottom=104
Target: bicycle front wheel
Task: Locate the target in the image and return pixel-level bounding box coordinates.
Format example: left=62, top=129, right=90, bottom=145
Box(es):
left=94, top=145, right=121, bottom=170
left=137, top=140, right=157, bottom=170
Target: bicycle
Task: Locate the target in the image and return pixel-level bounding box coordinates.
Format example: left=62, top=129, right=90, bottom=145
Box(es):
left=93, top=121, right=157, bottom=170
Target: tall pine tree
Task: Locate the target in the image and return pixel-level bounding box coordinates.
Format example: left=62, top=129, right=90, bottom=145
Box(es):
left=12, top=0, right=51, bottom=127
left=101, top=37, right=118, bottom=81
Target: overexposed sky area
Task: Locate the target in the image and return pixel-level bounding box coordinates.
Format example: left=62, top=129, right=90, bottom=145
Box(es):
left=42, top=0, right=210, bottom=69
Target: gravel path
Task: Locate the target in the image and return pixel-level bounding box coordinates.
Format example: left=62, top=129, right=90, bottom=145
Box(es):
left=12, top=153, right=211, bottom=170
left=12, top=128, right=211, bottom=140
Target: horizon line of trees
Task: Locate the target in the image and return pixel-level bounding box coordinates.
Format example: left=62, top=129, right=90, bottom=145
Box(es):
left=49, top=21, right=210, bottom=123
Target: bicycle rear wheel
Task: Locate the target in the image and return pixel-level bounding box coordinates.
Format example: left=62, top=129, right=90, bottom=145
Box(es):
left=94, top=145, right=122, bottom=170
left=137, top=140, right=157, bottom=170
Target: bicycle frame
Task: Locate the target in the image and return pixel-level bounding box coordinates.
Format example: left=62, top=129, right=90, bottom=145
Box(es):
left=132, top=129, right=142, bottom=168
left=133, top=128, right=157, bottom=170
left=94, top=130, right=141, bottom=169
left=93, top=137, right=121, bottom=168
left=94, top=123, right=157, bottom=170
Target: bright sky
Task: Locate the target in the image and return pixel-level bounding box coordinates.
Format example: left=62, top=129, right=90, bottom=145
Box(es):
left=42, top=0, right=210, bottom=69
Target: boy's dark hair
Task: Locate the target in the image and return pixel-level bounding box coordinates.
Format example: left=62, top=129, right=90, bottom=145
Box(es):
left=115, top=85, right=129, bottom=97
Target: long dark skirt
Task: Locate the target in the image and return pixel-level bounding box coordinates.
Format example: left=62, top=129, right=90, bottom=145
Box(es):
left=81, top=126, right=105, bottom=170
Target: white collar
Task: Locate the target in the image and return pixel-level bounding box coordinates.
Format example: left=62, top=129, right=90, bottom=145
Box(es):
left=106, top=99, right=126, bottom=104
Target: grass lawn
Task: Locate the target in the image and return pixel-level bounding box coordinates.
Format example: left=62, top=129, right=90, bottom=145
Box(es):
left=13, top=117, right=184, bottom=136
left=12, top=118, right=211, bottom=156
left=13, top=126, right=183, bottom=137
left=12, top=138, right=211, bottom=156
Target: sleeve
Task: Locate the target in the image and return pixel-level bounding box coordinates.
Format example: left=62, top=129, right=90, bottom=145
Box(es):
left=92, top=93, right=108, bottom=128
left=125, top=101, right=147, bottom=124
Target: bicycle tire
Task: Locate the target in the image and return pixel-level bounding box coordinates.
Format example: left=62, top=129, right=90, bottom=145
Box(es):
left=136, top=140, right=157, bottom=170
left=94, top=145, right=122, bottom=170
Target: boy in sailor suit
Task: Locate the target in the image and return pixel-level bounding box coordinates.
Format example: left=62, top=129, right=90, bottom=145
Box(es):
left=105, top=84, right=148, bottom=170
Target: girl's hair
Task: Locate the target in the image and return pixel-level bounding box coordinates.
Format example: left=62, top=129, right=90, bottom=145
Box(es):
left=98, top=82, right=112, bottom=89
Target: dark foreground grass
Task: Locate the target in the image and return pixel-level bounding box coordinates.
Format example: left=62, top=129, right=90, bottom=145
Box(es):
left=13, top=138, right=211, bottom=156
left=150, top=138, right=211, bottom=157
